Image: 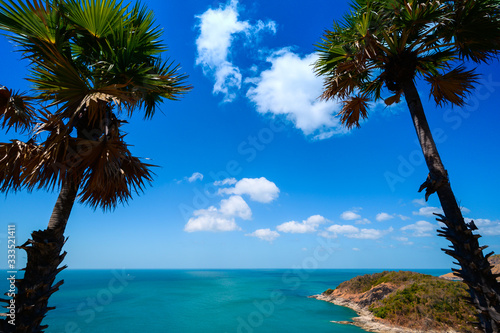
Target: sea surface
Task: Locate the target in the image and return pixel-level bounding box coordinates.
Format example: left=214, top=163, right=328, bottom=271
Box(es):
left=3, top=269, right=448, bottom=333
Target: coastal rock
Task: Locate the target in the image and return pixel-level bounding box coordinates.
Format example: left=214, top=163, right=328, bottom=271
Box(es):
left=311, top=293, right=457, bottom=333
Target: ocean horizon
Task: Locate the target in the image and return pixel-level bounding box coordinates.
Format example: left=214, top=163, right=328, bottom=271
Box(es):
left=2, top=268, right=449, bottom=332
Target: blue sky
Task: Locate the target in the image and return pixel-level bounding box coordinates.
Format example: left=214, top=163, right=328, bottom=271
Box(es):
left=1, top=0, right=500, bottom=270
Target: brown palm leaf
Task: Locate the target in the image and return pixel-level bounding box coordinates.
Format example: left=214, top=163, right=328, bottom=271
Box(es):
left=77, top=137, right=155, bottom=210
left=384, top=89, right=403, bottom=106
left=338, top=95, right=370, bottom=129
left=0, top=139, right=40, bottom=192
left=425, top=66, right=479, bottom=107
left=0, top=87, right=35, bottom=132
left=22, top=112, right=78, bottom=191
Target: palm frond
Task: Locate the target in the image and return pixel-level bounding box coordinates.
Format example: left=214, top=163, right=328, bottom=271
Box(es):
left=446, top=0, right=500, bottom=63
left=0, top=87, right=35, bottom=132
left=77, top=136, right=155, bottom=210
left=338, top=95, right=370, bottom=129
left=425, top=65, right=479, bottom=107
left=63, top=0, right=128, bottom=39
left=24, top=112, right=75, bottom=191
left=0, top=139, right=40, bottom=192
left=132, top=59, right=191, bottom=119
left=27, top=42, right=91, bottom=114
left=0, top=0, right=57, bottom=45
left=384, top=89, right=403, bottom=106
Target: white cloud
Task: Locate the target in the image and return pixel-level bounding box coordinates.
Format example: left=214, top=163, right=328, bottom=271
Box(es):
left=376, top=212, right=394, bottom=222
left=413, top=206, right=443, bottom=217
left=277, top=221, right=315, bottom=233
left=246, top=228, right=280, bottom=242
left=188, top=172, right=204, bottom=183
left=401, top=221, right=435, bottom=237
left=412, top=198, right=427, bottom=206
left=214, top=178, right=238, bottom=186
left=327, top=224, right=359, bottom=234
left=352, top=248, right=361, bottom=251
left=349, top=227, right=394, bottom=240
left=184, top=195, right=251, bottom=232
left=246, top=49, right=344, bottom=139
left=356, top=218, right=371, bottom=225
left=465, top=218, right=500, bottom=236
left=277, top=214, right=328, bottom=234
left=219, top=177, right=279, bottom=203
left=324, top=224, right=393, bottom=240
left=184, top=207, right=240, bottom=232
left=219, top=195, right=252, bottom=220
left=195, top=0, right=275, bottom=102
left=195, top=0, right=247, bottom=101
left=341, top=210, right=361, bottom=221
left=412, top=203, right=469, bottom=218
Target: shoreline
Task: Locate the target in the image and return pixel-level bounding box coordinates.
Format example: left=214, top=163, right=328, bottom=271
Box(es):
left=310, top=294, right=460, bottom=333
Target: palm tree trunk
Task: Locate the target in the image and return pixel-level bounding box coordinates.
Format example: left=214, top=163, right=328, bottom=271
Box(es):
left=1, top=180, right=78, bottom=333
left=401, top=78, right=500, bottom=332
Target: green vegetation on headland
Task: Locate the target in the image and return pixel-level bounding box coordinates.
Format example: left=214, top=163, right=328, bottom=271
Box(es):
left=321, top=270, right=481, bottom=332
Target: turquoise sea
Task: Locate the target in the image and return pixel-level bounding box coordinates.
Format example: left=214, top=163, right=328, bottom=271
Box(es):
left=4, top=269, right=448, bottom=333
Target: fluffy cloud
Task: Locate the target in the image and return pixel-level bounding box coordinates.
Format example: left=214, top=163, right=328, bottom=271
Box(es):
left=246, top=228, right=280, bottom=242
left=184, top=207, right=240, bottom=232
left=246, top=49, right=344, bottom=139
left=184, top=195, right=250, bottom=232
left=185, top=177, right=279, bottom=233
left=401, top=221, right=435, bottom=237
left=376, top=212, right=394, bottom=222
left=327, top=224, right=359, bottom=234
left=325, top=224, right=393, bottom=240
left=340, top=210, right=362, bottom=221
left=277, top=215, right=327, bottom=234
left=219, top=177, right=279, bottom=203
left=466, top=218, right=500, bottom=236
left=188, top=172, right=204, bottom=183
left=219, top=195, right=252, bottom=220
left=195, top=0, right=275, bottom=102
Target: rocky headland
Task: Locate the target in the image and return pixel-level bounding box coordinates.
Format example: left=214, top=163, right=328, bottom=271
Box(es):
left=311, top=270, right=483, bottom=333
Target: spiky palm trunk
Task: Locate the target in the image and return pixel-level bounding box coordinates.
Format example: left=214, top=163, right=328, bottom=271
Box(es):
left=1, top=181, right=78, bottom=333
left=402, top=78, right=500, bottom=332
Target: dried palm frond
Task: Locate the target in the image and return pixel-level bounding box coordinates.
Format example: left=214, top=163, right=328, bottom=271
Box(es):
left=338, top=95, right=370, bottom=129
left=77, top=136, right=155, bottom=210
left=425, top=66, right=479, bottom=107
left=0, top=139, right=40, bottom=192
left=0, top=87, right=35, bottom=132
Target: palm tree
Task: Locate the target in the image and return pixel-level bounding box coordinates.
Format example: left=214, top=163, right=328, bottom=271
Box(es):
left=314, top=0, right=500, bottom=331
left=0, top=0, right=190, bottom=331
